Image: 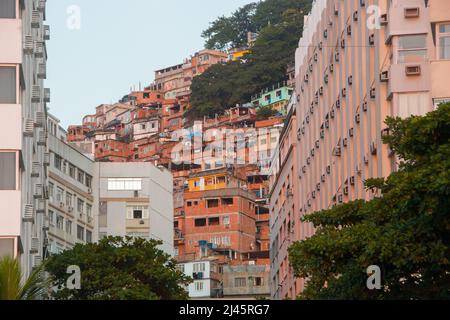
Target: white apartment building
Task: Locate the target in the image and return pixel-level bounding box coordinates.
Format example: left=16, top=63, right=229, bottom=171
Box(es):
left=178, top=260, right=222, bottom=299
left=46, top=114, right=95, bottom=254
left=0, top=0, right=50, bottom=276
left=93, top=162, right=174, bottom=255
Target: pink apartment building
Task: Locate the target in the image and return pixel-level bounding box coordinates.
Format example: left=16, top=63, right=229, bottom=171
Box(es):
left=270, top=0, right=450, bottom=300
left=0, top=0, right=50, bottom=276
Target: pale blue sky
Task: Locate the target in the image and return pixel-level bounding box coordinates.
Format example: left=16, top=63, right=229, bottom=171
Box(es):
left=46, top=0, right=253, bottom=128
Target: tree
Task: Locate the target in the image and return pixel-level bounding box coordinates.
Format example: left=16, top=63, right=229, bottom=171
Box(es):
left=202, top=3, right=258, bottom=51
left=0, top=256, right=50, bottom=300
left=256, top=105, right=278, bottom=120
left=289, top=103, right=450, bottom=300
left=188, top=0, right=312, bottom=120
left=45, top=236, right=191, bottom=300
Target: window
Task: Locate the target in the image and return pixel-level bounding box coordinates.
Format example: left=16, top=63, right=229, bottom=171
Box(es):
left=48, top=210, right=55, bottom=226
left=56, top=215, right=64, bottom=230
left=85, top=174, right=92, bottom=188
left=208, top=217, right=220, bottom=226
left=56, top=187, right=64, bottom=202
left=77, top=199, right=84, bottom=213
left=195, top=218, right=207, bottom=227
left=222, top=198, right=233, bottom=205
left=65, top=220, right=72, bottom=235
left=276, top=90, right=282, bottom=98
left=77, top=169, right=85, bottom=184
left=86, top=204, right=92, bottom=217
left=86, top=230, right=92, bottom=243
left=0, top=152, right=16, bottom=190
left=54, top=155, right=62, bottom=170
left=235, top=278, right=246, bottom=287
left=223, top=216, right=230, bottom=226
left=108, top=178, right=142, bottom=191
left=0, top=238, right=14, bottom=258
left=126, top=205, right=149, bottom=220
left=0, top=67, right=16, bottom=104
left=193, top=263, right=206, bottom=272
left=66, top=192, right=72, bottom=207
left=195, top=282, right=204, bottom=291
left=438, top=23, right=450, bottom=60
left=398, top=35, right=427, bottom=63
left=222, top=236, right=231, bottom=246
left=69, top=164, right=76, bottom=178
left=187, top=201, right=192, bottom=207
left=254, top=277, right=263, bottom=286
left=206, top=199, right=219, bottom=208
left=77, top=225, right=84, bottom=241
left=48, top=182, right=54, bottom=200
left=0, top=0, right=16, bottom=18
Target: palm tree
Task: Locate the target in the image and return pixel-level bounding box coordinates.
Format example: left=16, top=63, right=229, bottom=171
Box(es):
left=0, top=256, right=50, bottom=300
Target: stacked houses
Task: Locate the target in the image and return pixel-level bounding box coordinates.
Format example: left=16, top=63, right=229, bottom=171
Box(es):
left=67, top=47, right=293, bottom=299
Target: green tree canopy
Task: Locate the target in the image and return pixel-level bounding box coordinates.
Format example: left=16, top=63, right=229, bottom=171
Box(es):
left=45, top=236, right=191, bottom=300
left=289, top=103, right=450, bottom=300
left=188, top=0, right=312, bottom=120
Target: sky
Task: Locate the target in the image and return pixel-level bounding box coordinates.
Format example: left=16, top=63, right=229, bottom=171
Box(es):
left=46, top=0, right=253, bottom=128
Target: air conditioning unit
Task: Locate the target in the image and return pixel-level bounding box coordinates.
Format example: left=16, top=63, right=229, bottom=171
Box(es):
left=31, top=10, right=41, bottom=28
left=329, top=63, right=334, bottom=73
left=31, top=162, right=41, bottom=177
left=44, top=88, right=50, bottom=103
left=316, top=183, right=321, bottom=191
left=362, top=101, right=368, bottom=112
left=343, top=186, right=349, bottom=196
left=370, top=87, right=376, bottom=99
left=350, top=176, right=356, bottom=186
left=404, top=7, right=420, bottom=18
left=319, top=86, right=324, bottom=95
left=341, top=88, right=347, bottom=97
left=34, top=41, right=44, bottom=58
left=320, top=129, right=325, bottom=139
left=44, top=25, right=50, bottom=40
left=381, top=128, right=390, bottom=137
left=35, top=111, right=45, bottom=127
left=348, top=76, right=353, bottom=86
left=347, top=25, right=352, bottom=36
left=343, top=138, right=348, bottom=147
left=37, top=63, right=46, bottom=79
left=337, top=194, right=344, bottom=203
left=32, top=86, right=41, bottom=103
left=304, top=74, right=309, bottom=83
left=319, top=41, right=323, bottom=50
left=369, top=34, right=375, bottom=46
left=314, top=52, right=318, bottom=61
left=312, top=191, right=316, bottom=199
left=335, top=51, right=340, bottom=62
left=349, top=128, right=354, bottom=137
left=324, top=29, right=328, bottom=38
left=306, top=157, right=311, bottom=165
left=23, top=35, right=34, bottom=54
left=336, top=99, right=341, bottom=109
left=405, top=65, right=421, bottom=76
left=353, top=10, right=359, bottom=21
left=30, top=237, right=39, bottom=254
left=380, top=14, right=388, bottom=25
left=321, top=174, right=326, bottom=183
left=334, top=145, right=342, bottom=157
left=23, top=204, right=34, bottom=222
left=355, top=113, right=361, bottom=124
left=370, top=142, right=377, bottom=155
left=315, top=140, right=320, bottom=149
left=380, top=70, right=390, bottom=82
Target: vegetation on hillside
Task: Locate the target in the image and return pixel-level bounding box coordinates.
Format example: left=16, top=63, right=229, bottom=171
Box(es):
left=187, top=0, right=312, bottom=120
left=289, top=103, right=450, bottom=300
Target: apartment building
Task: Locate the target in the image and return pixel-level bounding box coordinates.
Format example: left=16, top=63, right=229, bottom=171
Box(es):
left=177, top=168, right=258, bottom=263
left=93, top=162, right=174, bottom=255
left=222, top=264, right=270, bottom=299
left=47, top=114, right=95, bottom=254
left=269, top=96, right=301, bottom=300
left=251, top=82, right=294, bottom=115
left=177, top=260, right=223, bottom=299
left=0, top=0, right=50, bottom=276
left=269, top=0, right=450, bottom=299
